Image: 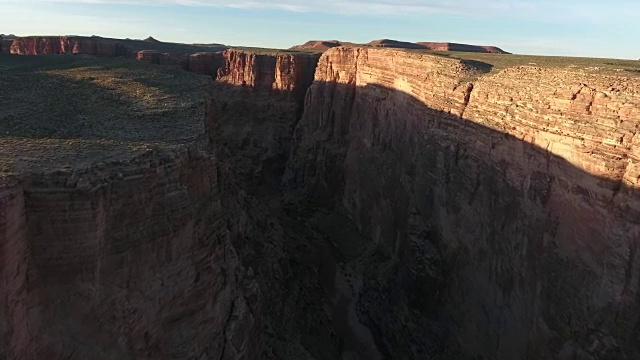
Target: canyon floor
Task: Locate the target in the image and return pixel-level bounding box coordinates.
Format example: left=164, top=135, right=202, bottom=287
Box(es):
left=1, top=45, right=640, bottom=360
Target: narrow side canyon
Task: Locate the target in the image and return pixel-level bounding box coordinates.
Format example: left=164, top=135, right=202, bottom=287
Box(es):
left=1, top=45, right=639, bottom=360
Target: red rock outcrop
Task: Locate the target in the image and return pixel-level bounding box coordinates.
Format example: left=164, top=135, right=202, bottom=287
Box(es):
left=215, top=49, right=321, bottom=95
left=284, top=47, right=640, bottom=359
left=10, top=36, right=129, bottom=56
left=209, top=49, right=321, bottom=195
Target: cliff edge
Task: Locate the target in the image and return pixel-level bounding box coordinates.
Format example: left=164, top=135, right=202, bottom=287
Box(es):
left=284, top=47, right=640, bottom=359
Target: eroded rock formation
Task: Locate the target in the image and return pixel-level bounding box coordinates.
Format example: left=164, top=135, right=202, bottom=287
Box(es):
left=209, top=50, right=321, bottom=196
left=10, top=36, right=129, bottom=56
left=284, top=47, right=640, bottom=359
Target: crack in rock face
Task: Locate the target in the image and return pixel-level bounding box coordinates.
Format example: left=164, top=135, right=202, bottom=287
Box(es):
left=2, top=43, right=640, bottom=360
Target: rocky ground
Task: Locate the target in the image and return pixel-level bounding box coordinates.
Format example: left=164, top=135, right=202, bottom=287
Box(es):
left=0, top=53, right=209, bottom=173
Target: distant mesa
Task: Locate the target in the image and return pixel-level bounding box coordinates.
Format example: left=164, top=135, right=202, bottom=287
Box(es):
left=366, top=39, right=425, bottom=49
left=5, top=35, right=228, bottom=57
left=290, top=40, right=357, bottom=51
left=417, top=42, right=506, bottom=53
left=290, top=38, right=509, bottom=54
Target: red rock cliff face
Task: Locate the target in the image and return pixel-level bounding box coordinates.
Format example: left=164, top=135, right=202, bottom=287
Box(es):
left=216, top=50, right=320, bottom=96
left=0, top=150, right=264, bottom=360
left=284, top=47, right=640, bottom=359
left=0, top=179, right=30, bottom=359
left=209, top=50, right=321, bottom=194
left=10, top=36, right=129, bottom=56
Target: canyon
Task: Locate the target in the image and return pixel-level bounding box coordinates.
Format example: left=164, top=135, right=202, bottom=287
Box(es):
left=1, top=39, right=640, bottom=360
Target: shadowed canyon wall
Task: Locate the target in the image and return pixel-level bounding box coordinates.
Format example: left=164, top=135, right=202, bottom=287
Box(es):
left=0, top=149, right=263, bottom=359
left=283, top=47, right=640, bottom=359
left=210, top=50, right=321, bottom=196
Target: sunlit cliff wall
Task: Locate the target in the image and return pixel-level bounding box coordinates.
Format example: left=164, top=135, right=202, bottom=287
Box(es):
left=284, top=47, right=640, bottom=359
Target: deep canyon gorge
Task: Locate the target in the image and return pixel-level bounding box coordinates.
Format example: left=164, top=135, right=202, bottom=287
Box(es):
left=1, top=37, right=640, bottom=360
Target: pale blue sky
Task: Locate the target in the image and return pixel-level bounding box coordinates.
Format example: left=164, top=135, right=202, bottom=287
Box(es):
left=1, top=0, right=638, bottom=59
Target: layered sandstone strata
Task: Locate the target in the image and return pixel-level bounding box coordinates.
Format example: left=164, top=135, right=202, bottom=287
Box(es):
left=284, top=47, right=640, bottom=359
left=9, top=35, right=227, bottom=58
left=209, top=50, right=321, bottom=194
left=10, top=36, right=129, bottom=56
left=215, top=50, right=321, bottom=95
